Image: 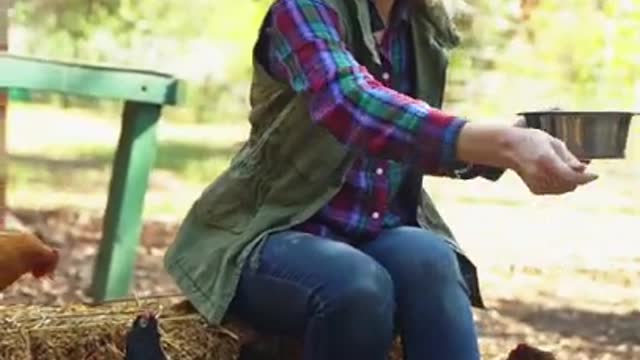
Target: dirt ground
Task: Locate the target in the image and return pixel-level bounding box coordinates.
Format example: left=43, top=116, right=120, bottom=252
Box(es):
left=0, top=202, right=638, bottom=360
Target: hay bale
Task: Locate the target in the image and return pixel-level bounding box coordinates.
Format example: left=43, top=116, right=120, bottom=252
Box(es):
left=0, top=296, right=404, bottom=359
left=0, top=296, right=238, bottom=359
left=0, top=332, right=31, bottom=360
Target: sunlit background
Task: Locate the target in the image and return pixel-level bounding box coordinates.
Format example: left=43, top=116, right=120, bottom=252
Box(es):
left=1, top=0, right=639, bottom=359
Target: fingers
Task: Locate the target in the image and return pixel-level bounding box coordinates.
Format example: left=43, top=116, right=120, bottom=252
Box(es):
left=551, top=155, right=597, bottom=184
left=543, top=155, right=572, bottom=189
left=550, top=139, right=583, bottom=170
left=549, top=139, right=599, bottom=183
left=571, top=171, right=599, bottom=185
left=513, top=116, right=528, bottom=128
left=538, top=151, right=597, bottom=194
left=516, top=130, right=599, bottom=195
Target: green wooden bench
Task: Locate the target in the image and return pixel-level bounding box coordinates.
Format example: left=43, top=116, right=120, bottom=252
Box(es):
left=0, top=53, right=185, bottom=302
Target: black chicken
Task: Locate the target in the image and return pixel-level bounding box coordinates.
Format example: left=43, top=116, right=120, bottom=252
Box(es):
left=124, top=311, right=167, bottom=360
left=123, top=308, right=292, bottom=360
left=506, top=343, right=556, bottom=360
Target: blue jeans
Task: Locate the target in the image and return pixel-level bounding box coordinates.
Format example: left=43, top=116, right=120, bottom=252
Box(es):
left=229, top=226, right=480, bottom=360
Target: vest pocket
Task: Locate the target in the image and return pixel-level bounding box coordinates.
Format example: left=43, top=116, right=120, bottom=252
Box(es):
left=194, top=170, right=258, bottom=234
left=288, top=129, right=349, bottom=182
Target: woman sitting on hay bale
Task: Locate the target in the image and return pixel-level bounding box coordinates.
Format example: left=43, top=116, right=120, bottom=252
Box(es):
left=164, top=0, right=596, bottom=359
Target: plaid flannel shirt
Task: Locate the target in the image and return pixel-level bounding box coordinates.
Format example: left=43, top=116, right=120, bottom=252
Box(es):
left=265, top=0, right=477, bottom=242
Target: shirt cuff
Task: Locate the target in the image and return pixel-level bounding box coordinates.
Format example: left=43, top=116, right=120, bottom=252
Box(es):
left=455, top=164, right=507, bottom=181
left=437, top=118, right=507, bottom=181
left=439, top=117, right=468, bottom=170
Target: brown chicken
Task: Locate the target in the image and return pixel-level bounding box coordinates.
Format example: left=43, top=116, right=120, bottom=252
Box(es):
left=0, top=230, right=59, bottom=292
left=506, top=343, right=557, bottom=360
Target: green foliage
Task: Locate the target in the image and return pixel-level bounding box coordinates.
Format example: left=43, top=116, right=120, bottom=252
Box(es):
left=12, top=0, right=272, bottom=122
left=9, top=0, right=640, bottom=122
left=447, top=0, right=640, bottom=118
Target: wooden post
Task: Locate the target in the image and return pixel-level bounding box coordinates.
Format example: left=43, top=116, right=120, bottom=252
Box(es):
left=90, top=101, right=161, bottom=301
left=0, top=0, right=11, bottom=229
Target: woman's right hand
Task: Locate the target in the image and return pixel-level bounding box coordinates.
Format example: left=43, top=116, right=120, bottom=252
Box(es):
left=505, top=128, right=598, bottom=195
left=456, top=123, right=598, bottom=195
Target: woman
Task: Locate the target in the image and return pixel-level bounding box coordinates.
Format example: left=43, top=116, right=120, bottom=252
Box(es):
left=164, top=0, right=597, bottom=359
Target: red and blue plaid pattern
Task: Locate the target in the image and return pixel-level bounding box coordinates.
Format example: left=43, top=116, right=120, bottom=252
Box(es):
left=265, top=0, right=468, bottom=241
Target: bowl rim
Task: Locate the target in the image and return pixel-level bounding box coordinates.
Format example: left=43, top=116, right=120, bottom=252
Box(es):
left=517, top=110, right=639, bottom=116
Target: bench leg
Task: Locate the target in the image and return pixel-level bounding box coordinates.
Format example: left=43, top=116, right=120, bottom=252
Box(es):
left=90, top=101, right=161, bottom=302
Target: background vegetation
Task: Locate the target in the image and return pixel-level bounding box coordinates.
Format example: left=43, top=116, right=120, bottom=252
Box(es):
left=9, top=0, right=640, bottom=122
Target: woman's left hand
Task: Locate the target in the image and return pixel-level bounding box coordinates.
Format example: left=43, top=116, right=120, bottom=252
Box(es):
left=513, top=117, right=527, bottom=128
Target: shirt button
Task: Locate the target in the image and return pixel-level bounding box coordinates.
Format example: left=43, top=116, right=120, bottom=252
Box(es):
left=382, top=72, right=390, bottom=81
left=371, top=212, right=380, bottom=220
left=376, top=168, right=384, bottom=176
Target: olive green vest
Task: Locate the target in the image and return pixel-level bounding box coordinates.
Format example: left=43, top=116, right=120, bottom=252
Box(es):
left=164, top=0, right=484, bottom=325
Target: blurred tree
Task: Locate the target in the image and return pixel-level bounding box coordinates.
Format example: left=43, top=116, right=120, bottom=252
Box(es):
left=8, top=0, right=640, bottom=122
left=12, top=0, right=272, bottom=122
